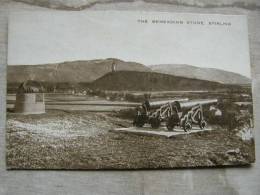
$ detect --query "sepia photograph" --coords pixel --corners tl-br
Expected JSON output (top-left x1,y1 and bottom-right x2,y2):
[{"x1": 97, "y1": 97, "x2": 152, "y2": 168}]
[{"x1": 6, "y1": 11, "x2": 255, "y2": 169}]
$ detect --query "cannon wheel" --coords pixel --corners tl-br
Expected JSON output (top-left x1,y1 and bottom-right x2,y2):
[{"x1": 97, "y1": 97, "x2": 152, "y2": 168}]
[
  {"x1": 150, "y1": 117, "x2": 161, "y2": 129},
  {"x1": 166, "y1": 116, "x2": 176, "y2": 131},
  {"x1": 199, "y1": 120, "x2": 207, "y2": 130},
  {"x1": 183, "y1": 121, "x2": 192, "y2": 132},
  {"x1": 133, "y1": 115, "x2": 146, "y2": 127},
  {"x1": 166, "y1": 122, "x2": 174, "y2": 131}
]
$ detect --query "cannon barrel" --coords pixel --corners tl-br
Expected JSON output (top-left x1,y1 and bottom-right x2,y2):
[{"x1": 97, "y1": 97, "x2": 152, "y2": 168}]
[
  {"x1": 178, "y1": 99, "x2": 218, "y2": 109},
  {"x1": 145, "y1": 98, "x2": 189, "y2": 109}
]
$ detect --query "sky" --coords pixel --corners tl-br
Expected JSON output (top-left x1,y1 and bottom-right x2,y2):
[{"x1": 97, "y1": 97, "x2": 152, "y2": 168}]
[{"x1": 8, "y1": 11, "x2": 251, "y2": 77}]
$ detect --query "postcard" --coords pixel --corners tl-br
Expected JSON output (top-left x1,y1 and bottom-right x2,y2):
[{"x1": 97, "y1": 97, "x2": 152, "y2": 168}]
[{"x1": 6, "y1": 11, "x2": 255, "y2": 169}]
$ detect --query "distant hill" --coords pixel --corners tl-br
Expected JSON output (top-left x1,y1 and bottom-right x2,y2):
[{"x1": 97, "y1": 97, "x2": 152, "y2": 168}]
[
  {"x1": 8, "y1": 58, "x2": 151, "y2": 84},
  {"x1": 8, "y1": 59, "x2": 250, "y2": 93},
  {"x1": 90, "y1": 71, "x2": 234, "y2": 91},
  {"x1": 151, "y1": 64, "x2": 251, "y2": 85}
]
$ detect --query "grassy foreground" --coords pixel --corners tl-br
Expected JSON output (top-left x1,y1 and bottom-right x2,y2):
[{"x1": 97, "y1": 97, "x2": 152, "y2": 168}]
[{"x1": 6, "y1": 110, "x2": 255, "y2": 169}]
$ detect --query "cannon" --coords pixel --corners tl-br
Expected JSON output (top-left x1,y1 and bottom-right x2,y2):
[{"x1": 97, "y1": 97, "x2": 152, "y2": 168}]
[
  {"x1": 133, "y1": 98, "x2": 188, "y2": 129},
  {"x1": 133, "y1": 98, "x2": 217, "y2": 132}
]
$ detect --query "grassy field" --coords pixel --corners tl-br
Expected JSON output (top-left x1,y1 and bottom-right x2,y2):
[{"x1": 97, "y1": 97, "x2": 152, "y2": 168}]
[{"x1": 6, "y1": 110, "x2": 255, "y2": 169}]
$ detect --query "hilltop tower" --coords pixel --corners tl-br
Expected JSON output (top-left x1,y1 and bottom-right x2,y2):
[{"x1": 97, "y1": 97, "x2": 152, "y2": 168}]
[{"x1": 111, "y1": 60, "x2": 117, "y2": 72}]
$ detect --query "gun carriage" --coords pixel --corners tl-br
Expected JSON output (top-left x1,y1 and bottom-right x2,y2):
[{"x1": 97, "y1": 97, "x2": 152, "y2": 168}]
[{"x1": 133, "y1": 99, "x2": 217, "y2": 132}]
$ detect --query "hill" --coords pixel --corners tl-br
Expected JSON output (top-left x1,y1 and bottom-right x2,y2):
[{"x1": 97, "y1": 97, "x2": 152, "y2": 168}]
[
  {"x1": 151, "y1": 64, "x2": 251, "y2": 85},
  {"x1": 90, "y1": 71, "x2": 234, "y2": 91},
  {"x1": 7, "y1": 58, "x2": 151, "y2": 84}
]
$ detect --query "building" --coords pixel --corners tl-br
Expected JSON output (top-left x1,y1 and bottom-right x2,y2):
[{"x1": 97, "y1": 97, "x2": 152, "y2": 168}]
[{"x1": 14, "y1": 80, "x2": 45, "y2": 114}]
